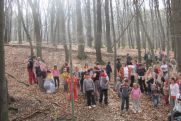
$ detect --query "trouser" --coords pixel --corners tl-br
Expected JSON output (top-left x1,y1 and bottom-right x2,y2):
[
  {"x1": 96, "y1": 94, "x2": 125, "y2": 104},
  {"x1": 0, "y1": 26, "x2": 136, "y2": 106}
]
[
  {"x1": 138, "y1": 78, "x2": 147, "y2": 93},
  {"x1": 133, "y1": 99, "x2": 140, "y2": 112},
  {"x1": 80, "y1": 78, "x2": 84, "y2": 93},
  {"x1": 94, "y1": 80, "x2": 100, "y2": 100},
  {"x1": 37, "y1": 76, "x2": 44, "y2": 90},
  {"x1": 64, "y1": 80, "x2": 68, "y2": 92},
  {"x1": 86, "y1": 90, "x2": 96, "y2": 106},
  {"x1": 99, "y1": 89, "x2": 108, "y2": 104},
  {"x1": 121, "y1": 96, "x2": 129, "y2": 111},
  {"x1": 107, "y1": 73, "x2": 111, "y2": 81},
  {"x1": 147, "y1": 79, "x2": 154, "y2": 95},
  {"x1": 168, "y1": 111, "x2": 181, "y2": 121},
  {"x1": 54, "y1": 76, "x2": 60, "y2": 88},
  {"x1": 152, "y1": 95, "x2": 159, "y2": 107},
  {"x1": 164, "y1": 95, "x2": 169, "y2": 105},
  {"x1": 130, "y1": 75, "x2": 135, "y2": 87},
  {"x1": 28, "y1": 68, "x2": 36, "y2": 84}
]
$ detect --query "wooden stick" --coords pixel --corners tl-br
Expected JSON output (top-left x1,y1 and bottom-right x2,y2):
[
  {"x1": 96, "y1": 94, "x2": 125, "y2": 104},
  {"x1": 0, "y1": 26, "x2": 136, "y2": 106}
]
[{"x1": 5, "y1": 72, "x2": 29, "y2": 87}]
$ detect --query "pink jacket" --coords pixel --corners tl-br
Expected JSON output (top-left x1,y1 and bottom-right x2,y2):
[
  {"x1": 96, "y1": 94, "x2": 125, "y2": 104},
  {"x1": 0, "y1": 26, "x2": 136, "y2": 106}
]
[
  {"x1": 131, "y1": 88, "x2": 141, "y2": 100},
  {"x1": 52, "y1": 69, "x2": 60, "y2": 77}
]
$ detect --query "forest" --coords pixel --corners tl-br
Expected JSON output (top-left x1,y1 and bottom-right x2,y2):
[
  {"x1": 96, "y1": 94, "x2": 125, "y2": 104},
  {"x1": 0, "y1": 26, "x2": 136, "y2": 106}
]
[{"x1": 0, "y1": 0, "x2": 181, "y2": 121}]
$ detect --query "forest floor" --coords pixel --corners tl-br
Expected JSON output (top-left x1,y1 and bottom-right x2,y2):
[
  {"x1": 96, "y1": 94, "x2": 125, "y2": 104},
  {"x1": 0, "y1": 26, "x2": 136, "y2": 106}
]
[{"x1": 6, "y1": 45, "x2": 171, "y2": 121}]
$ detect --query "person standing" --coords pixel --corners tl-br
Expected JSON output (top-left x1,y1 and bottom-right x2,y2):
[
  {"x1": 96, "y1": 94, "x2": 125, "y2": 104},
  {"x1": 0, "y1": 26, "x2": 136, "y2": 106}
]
[
  {"x1": 119, "y1": 79, "x2": 131, "y2": 112},
  {"x1": 170, "y1": 77, "x2": 180, "y2": 107},
  {"x1": 168, "y1": 93, "x2": 181, "y2": 121},
  {"x1": 52, "y1": 65, "x2": 60, "y2": 89},
  {"x1": 83, "y1": 72, "x2": 96, "y2": 109},
  {"x1": 67, "y1": 75, "x2": 78, "y2": 102},
  {"x1": 137, "y1": 64, "x2": 147, "y2": 93},
  {"x1": 126, "y1": 53, "x2": 132, "y2": 65},
  {"x1": 131, "y1": 83, "x2": 142, "y2": 113},
  {"x1": 27, "y1": 56, "x2": 36, "y2": 85},
  {"x1": 106, "y1": 62, "x2": 112, "y2": 81},
  {"x1": 116, "y1": 59, "x2": 121, "y2": 73},
  {"x1": 99, "y1": 70, "x2": 109, "y2": 105}
]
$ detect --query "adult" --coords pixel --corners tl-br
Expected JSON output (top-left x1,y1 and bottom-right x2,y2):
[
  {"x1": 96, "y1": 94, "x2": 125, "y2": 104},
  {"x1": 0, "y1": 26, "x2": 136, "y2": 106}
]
[
  {"x1": 92, "y1": 67, "x2": 101, "y2": 100},
  {"x1": 116, "y1": 58, "x2": 121, "y2": 73},
  {"x1": 137, "y1": 63, "x2": 147, "y2": 93},
  {"x1": 145, "y1": 67, "x2": 154, "y2": 95},
  {"x1": 120, "y1": 63, "x2": 132, "y2": 82},
  {"x1": 106, "y1": 62, "x2": 112, "y2": 81},
  {"x1": 168, "y1": 93, "x2": 181, "y2": 121},
  {"x1": 126, "y1": 53, "x2": 132, "y2": 65},
  {"x1": 27, "y1": 56, "x2": 36, "y2": 85},
  {"x1": 160, "y1": 61, "x2": 168, "y2": 84},
  {"x1": 34, "y1": 57, "x2": 46, "y2": 90}
]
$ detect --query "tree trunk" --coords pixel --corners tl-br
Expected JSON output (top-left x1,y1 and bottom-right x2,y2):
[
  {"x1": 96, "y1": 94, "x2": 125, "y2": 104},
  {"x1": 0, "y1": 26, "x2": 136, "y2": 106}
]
[
  {"x1": 110, "y1": 0, "x2": 117, "y2": 84},
  {"x1": 86, "y1": 0, "x2": 93, "y2": 47},
  {"x1": 59, "y1": 0, "x2": 69, "y2": 62},
  {"x1": 0, "y1": 0, "x2": 8, "y2": 120},
  {"x1": 28, "y1": 0, "x2": 42, "y2": 58},
  {"x1": 105, "y1": 0, "x2": 113, "y2": 53},
  {"x1": 76, "y1": 0, "x2": 86, "y2": 59},
  {"x1": 93, "y1": 0, "x2": 97, "y2": 48},
  {"x1": 95, "y1": 0, "x2": 103, "y2": 63},
  {"x1": 171, "y1": 0, "x2": 181, "y2": 72},
  {"x1": 17, "y1": 0, "x2": 34, "y2": 57},
  {"x1": 18, "y1": 2, "x2": 22, "y2": 44},
  {"x1": 134, "y1": 0, "x2": 142, "y2": 63}
]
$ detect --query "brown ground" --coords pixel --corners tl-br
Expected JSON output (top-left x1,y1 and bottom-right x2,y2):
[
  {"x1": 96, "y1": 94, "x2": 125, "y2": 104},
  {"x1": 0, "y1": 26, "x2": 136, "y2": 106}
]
[{"x1": 6, "y1": 45, "x2": 171, "y2": 121}]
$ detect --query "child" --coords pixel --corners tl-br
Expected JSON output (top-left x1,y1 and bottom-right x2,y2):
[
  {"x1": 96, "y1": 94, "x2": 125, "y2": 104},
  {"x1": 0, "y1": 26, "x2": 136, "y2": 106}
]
[
  {"x1": 67, "y1": 74, "x2": 78, "y2": 102},
  {"x1": 52, "y1": 65, "x2": 60, "y2": 88},
  {"x1": 163, "y1": 80, "x2": 169, "y2": 105},
  {"x1": 131, "y1": 83, "x2": 141, "y2": 113},
  {"x1": 60, "y1": 69, "x2": 69, "y2": 92},
  {"x1": 44, "y1": 70, "x2": 56, "y2": 94},
  {"x1": 119, "y1": 78, "x2": 131, "y2": 112},
  {"x1": 99, "y1": 70, "x2": 109, "y2": 105},
  {"x1": 151, "y1": 83, "x2": 161, "y2": 108},
  {"x1": 83, "y1": 72, "x2": 96, "y2": 109}
]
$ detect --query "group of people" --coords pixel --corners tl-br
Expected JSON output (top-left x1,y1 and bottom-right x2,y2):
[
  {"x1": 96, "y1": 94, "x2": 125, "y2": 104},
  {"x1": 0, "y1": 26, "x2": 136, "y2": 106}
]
[
  {"x1": 27, "y1": 52, "x2": 181, "y2": 120},
  {"x1": 116, "y1": 53, "x2": 181, "y2": 120}
]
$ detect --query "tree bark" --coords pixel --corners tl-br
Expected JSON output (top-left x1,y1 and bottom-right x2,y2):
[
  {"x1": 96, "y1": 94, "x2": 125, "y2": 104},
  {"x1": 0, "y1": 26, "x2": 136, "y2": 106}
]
[
  {"x1": 76, "y1": 0, "x2": 86, "y2": 59},
  {"x1": 171, "y1": 0, "x2": 181, "y2": 71},
  {"x1": 28, "y1": 0, "x2": 42, "y2": 58},
  {"x1": 105, "y1": 0, "x2": 113, "y2": 53},
  {"x1": 17, "y1": 0, "x2": 34, "y2": 57},
  {"x1": 0, "y1": 0, "x2": 9, "y2": 120},
  {"x1": 86, "y1": 0, "x2": 93, "y2": 47},
  {"x1": 134, "y1": 0, "x2": 142, "y2": 63},
  {"x1": 18, "y1": 1, "x2": 22, "y2": 44},
  {"x1": 59, "y1": 0, "x2": 69, "y2": 62},
  {"x1": 95, "y1": 0, "x2": 103, "y2": 63}
]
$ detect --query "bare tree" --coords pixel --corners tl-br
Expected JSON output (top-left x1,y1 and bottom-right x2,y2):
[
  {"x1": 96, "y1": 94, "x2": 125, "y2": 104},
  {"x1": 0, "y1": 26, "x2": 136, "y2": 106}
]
[
  {"x1": 105, "y1": 0, "x2": 113, "y2": 53},
  {"x1": 0, "y1": 0, "x2": 8, "y2": 120},
  {"x1": 171, "y1": 0, "x2": 181, "y2": 71},
  {"x1": 95, "y1": 0, "x2": 103, "y2": 63},
  {"x1": 76, "y1": 0, "x2": 87, "y2": 59},
  {"x1": 28, "y1": 0, "x2": 42, "y2": 58},
  {"x1": 85, "y1": 0, "x2": 93, "y2": 47}
]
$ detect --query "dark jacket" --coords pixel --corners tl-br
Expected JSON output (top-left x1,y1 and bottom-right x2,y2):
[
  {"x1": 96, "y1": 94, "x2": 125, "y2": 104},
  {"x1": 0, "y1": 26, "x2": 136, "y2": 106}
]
[{"x1": 106, "y1": 64, "x2": 112, "y2": 74}]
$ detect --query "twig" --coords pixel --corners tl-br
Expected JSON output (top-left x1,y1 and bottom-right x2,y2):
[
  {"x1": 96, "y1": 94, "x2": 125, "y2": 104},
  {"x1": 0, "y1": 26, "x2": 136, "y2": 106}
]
[
  {"x1": 12, "y1": 107, "x2": 50, "y2": 121},
  {"x1": 5, "y1": 72, "x2": 29, "y2": 87}
]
